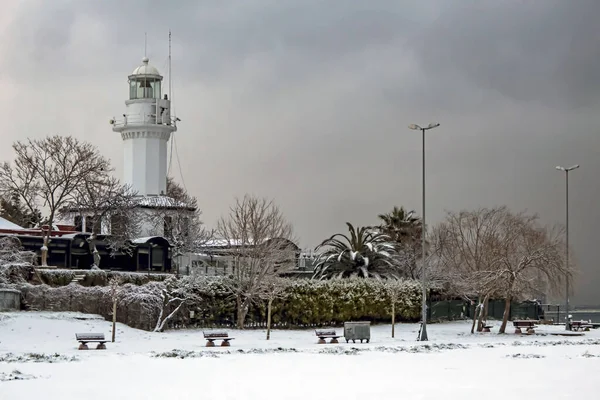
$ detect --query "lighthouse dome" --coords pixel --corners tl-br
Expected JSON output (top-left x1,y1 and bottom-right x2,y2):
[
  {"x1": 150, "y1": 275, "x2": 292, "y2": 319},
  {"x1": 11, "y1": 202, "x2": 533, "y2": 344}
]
[{"x1": 130, "y1": 57, "x2": 162, "y2": 78}]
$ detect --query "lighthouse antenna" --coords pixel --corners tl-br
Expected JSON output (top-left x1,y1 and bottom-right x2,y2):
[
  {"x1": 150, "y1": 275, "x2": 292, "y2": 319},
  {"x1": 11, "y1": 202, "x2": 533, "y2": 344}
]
[
  {"x1": 144, "y1": 32, "x2": 147, "y2": 57},
  {"x1": 168, "y1": 29, "x2": 172, "y2": 102}
]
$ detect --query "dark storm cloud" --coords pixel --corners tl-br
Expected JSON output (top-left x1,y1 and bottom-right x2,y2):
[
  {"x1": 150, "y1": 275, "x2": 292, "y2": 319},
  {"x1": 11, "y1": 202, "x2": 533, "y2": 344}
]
[
  {"x1": 1, "y1": 0, "x2": 599, "y2": 305},
  {"x1": 409, "y1": 0, "x2": 600, "y2": 110}
]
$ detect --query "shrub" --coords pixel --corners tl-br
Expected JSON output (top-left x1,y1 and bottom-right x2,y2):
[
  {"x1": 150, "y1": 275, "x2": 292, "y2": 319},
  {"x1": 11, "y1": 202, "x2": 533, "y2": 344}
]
[{"x1": 20, "y1": 276, "x2": 423, "y2": 330}]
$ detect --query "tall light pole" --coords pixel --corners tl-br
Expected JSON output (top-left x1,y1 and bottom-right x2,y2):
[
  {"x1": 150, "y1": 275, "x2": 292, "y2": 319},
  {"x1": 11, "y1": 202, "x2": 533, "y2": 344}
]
[
  {"x1": 555, "y1": 164, "x2": 579, "y2": 331},
  {"x1": 409, "y1": 122, "x2": 440, "y2": 341}
]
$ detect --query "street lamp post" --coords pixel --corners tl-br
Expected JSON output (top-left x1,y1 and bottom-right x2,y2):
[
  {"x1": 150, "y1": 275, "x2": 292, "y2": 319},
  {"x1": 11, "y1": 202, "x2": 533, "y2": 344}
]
[
  {"x1": 409, "y1": 122, "x2": 440, "y2": 341},
  {"x1": 555, "y1": 164, "x2": 579, "y2": 331}
]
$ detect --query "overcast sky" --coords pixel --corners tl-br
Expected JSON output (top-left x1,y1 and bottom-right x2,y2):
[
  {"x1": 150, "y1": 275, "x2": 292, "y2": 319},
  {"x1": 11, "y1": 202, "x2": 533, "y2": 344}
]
[{"x1": 1, "y1": 0, "x2": 599, "y2": 304}]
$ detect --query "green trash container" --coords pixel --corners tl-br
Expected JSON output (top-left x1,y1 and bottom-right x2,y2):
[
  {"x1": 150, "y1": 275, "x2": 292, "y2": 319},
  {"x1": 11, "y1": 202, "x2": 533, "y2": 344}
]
[{"x1": 344, "y1": 321, "x2": 371, "y2": 343}]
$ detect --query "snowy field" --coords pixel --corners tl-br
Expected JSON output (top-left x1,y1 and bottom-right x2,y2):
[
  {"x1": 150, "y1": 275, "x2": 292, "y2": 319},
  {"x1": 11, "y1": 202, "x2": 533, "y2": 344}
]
[{"x1": 1, "y1": 312, "x2": 599, "y2": 399}]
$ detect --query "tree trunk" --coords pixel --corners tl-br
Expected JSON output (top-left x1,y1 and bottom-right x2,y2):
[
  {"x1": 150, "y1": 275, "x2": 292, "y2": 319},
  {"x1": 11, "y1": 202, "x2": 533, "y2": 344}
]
[
  {"x1": 391, "y1": 302, "x2": 396, "y2": 338},
  {"x1": 482, "y1": 295, "x2": 490, "y2": 322},
  {"x1": 499, "y1": 296, "x2": 512, "y2": 334},
  {"x1": 266, "y1": 298, "x2": 273, "y2": 340},
  {"x1": 111, "y1": 298, "x2": 117, "y2": 342},
  {"x1": 477, "y1": 294, "x2": 490, "y2": 332},
  {"x1": 236, "y1": 296, "x2": 250, "y2": 329},
  {"x1": 471, "y1": 297, "x2": 481, "y2": 334}
]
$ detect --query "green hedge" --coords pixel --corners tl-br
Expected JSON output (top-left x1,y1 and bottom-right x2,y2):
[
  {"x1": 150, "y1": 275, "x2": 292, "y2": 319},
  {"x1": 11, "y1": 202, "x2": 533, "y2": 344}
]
[
  {"x1": 181, "y1": 278, "x2": 422, "y2": 328},
  {"x1": 20, "y1": 276, "x2": 423, "y2": 330}
]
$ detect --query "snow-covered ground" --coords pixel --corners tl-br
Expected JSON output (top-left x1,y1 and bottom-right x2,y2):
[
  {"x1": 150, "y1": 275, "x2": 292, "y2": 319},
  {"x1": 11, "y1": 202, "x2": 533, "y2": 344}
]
[{"x1": 1, "y1": 312, "x2": 599, "y2": 399}]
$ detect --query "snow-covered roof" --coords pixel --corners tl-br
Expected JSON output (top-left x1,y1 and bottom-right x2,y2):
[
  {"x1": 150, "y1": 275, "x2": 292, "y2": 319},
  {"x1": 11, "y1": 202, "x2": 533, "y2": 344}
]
[
  {"x1": 131, "y1": 236, "x2": 162, "y2": 244},
  {"x1": 0, "y1": 216, "x2": 24, "y2": 230},
  {"x1": 135, "y1": 195, "x2": 195, "y2": 210}
]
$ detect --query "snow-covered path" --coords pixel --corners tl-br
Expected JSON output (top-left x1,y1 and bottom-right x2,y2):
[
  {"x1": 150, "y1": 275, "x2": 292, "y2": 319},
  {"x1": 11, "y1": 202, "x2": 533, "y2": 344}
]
[{"x1": 1, "y1": 312, "x2": 598, "y2": 399}]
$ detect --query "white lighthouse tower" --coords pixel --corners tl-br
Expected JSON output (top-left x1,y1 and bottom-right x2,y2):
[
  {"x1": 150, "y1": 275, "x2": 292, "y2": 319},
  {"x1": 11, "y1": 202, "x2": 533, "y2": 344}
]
[{"x1": 112, "y1": 57, "x2": 176, "y2": 196}]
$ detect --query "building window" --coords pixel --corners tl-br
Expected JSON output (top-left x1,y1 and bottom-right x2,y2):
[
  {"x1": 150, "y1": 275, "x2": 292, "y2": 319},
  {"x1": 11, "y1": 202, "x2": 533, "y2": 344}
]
[
  {"x1": 74, "y1": 216, "x2": 83, "y2": 231},
  {"x1": 85, "y1": 216, "x2": 100, "y2": 234}
]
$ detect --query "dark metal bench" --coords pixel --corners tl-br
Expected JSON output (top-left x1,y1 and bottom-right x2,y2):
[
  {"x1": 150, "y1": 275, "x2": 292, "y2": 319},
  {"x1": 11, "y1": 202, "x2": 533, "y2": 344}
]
[
  {"x1": 203, "y1": 331, "x2": 234, "y2": 347},
  {"x1": 513, "y1": 320, "x2": 539, "y2": 334},
  {"x1": 482, "y1": 325, "x2": 493, "y2": 333},
  {"x1": 315, "y1": 329, "x2": 341, "y2": 344},
  {"x1": 570, "y1": 321, "x2": 593, "y2": 332},
  {"x1": 75, "y1": 333, "x2": 107, "y2": 350}
]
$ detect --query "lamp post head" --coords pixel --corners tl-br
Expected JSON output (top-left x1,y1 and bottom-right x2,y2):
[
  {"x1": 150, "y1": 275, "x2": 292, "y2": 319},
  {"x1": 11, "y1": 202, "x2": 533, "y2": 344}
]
[
  {"x1": 409, "y1": 123, "x2": 440, "y2": 131},
  {"x1": 556, "y1": 165, "x2": 580, "y2": 172}
]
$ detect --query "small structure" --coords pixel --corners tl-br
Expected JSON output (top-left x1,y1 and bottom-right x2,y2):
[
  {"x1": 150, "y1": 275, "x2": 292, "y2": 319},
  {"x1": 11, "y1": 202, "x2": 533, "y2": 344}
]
[
  {"x1": 0, "y1": 288, "x2": 20, "y2": 311},
  {"x1": 75, "y1": 333, "x2": 107, "y2": 350},
  {"x1": 513, "y1": 320, "x2": 539, "y2": 334},
  {"x1": 203, "y1": 331, "x2": 234, "y2": 347},
  {"x1": 570, "y1": 320, "x2": 593, "y2": 332},
  {"x1": 344, "y1": 321, "x2": 371, "y2": 343},
  {"x1": 315, "y1": 329, "x2": 341, "y2": 344}
]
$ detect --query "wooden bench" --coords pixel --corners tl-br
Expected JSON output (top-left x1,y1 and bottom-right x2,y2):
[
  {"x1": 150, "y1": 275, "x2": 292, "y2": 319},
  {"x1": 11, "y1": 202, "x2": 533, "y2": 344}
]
[
  {"x1": 75, "y1": 333, "x2": 107, "y2": 350},
  {"x1": 203, "y1": 331, "x2": 234, "y2": 347},
  {"x1": 570, "y1": 321, "x2": 593, "y2": 332},
  {"x1": 513, "y1": 320, "x2": 539, "y2": 334},
  {"x1": 482, "y1": 325, "x2": 493, "y2": 333},
  {"x1": 315, "y1": 329, "x2": 341, "y2": 344}
]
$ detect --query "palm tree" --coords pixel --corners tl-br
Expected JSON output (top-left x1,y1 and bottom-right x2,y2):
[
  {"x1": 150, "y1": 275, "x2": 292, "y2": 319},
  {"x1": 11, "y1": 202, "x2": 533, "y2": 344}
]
[
  {"x1": 377, "y1": 206, "x2": 421, "y2": 243},
  {"x1": 312, "y1": 222, "x2": 397, "y2": 279},
  {"x1": 377, "y1": 206, "x2": 423, "y2": 279}
]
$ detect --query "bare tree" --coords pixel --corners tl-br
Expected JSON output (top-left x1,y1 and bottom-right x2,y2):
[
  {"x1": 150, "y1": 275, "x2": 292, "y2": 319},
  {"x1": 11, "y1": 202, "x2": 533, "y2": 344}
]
[
  {"x1": 217, "y1": 195, "x2": 296, "y2": 329},
  {"x1": 430, "y1": 207, "x2": 506, "y2": 333},
  {"x1": 258, "y1": 276, "x2": 291, "y2": 340},
  {"x1": 491, "y1": 211, "x2": 569, "y2": 333},
  {"x1": 0, "y1": 136, "x2": 110, "y2": 264},
  {"x1": 431, "y1": 207, "x2": 572, "y2": 334},
  {"x1": 60, "y1": 175, "x2": 141, "y2": 267}
]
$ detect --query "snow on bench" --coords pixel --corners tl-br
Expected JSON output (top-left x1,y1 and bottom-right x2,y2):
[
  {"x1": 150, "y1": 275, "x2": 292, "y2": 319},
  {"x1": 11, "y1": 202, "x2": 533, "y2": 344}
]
[{"x1": 75, "y1": 333, "x2": 107, "y2": 350}]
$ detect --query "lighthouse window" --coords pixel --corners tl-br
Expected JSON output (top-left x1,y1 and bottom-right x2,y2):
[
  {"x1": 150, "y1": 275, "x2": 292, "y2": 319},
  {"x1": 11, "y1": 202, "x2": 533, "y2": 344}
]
[
  {"x1": 129, "y1": 80, "x2": 136, "y2": 99},
  {"x1": 130, "y1": 78, "x2": 162, "y2": 100}
]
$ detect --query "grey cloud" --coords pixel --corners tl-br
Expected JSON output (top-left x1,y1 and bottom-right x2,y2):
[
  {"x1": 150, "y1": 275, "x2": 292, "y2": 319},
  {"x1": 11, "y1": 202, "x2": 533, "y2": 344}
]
[
  {"x1": 1, "y1": 1, "x2": 599, "y2": 305},
  {"x1": 409, "y1": 0, "x2": 600, "y2": 109}
]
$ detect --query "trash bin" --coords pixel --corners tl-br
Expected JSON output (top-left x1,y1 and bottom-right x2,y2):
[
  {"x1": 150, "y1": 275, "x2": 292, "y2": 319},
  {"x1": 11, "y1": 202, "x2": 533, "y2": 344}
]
[{"x1": 344, "y1": 321, "x2": 371, "y2": 343}]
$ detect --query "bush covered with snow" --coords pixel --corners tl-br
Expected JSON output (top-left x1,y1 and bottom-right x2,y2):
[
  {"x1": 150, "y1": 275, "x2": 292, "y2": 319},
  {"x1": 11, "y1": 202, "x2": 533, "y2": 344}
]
[
  {"x1": 36, "y1": 269, "x2": 171, "y2": 287},
  {"x1": 20, "y1": 276, "x2": 422, "y2": 330},
  {"x1": 0, "y1": 236, "x2": 36, "y2": 288}
]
